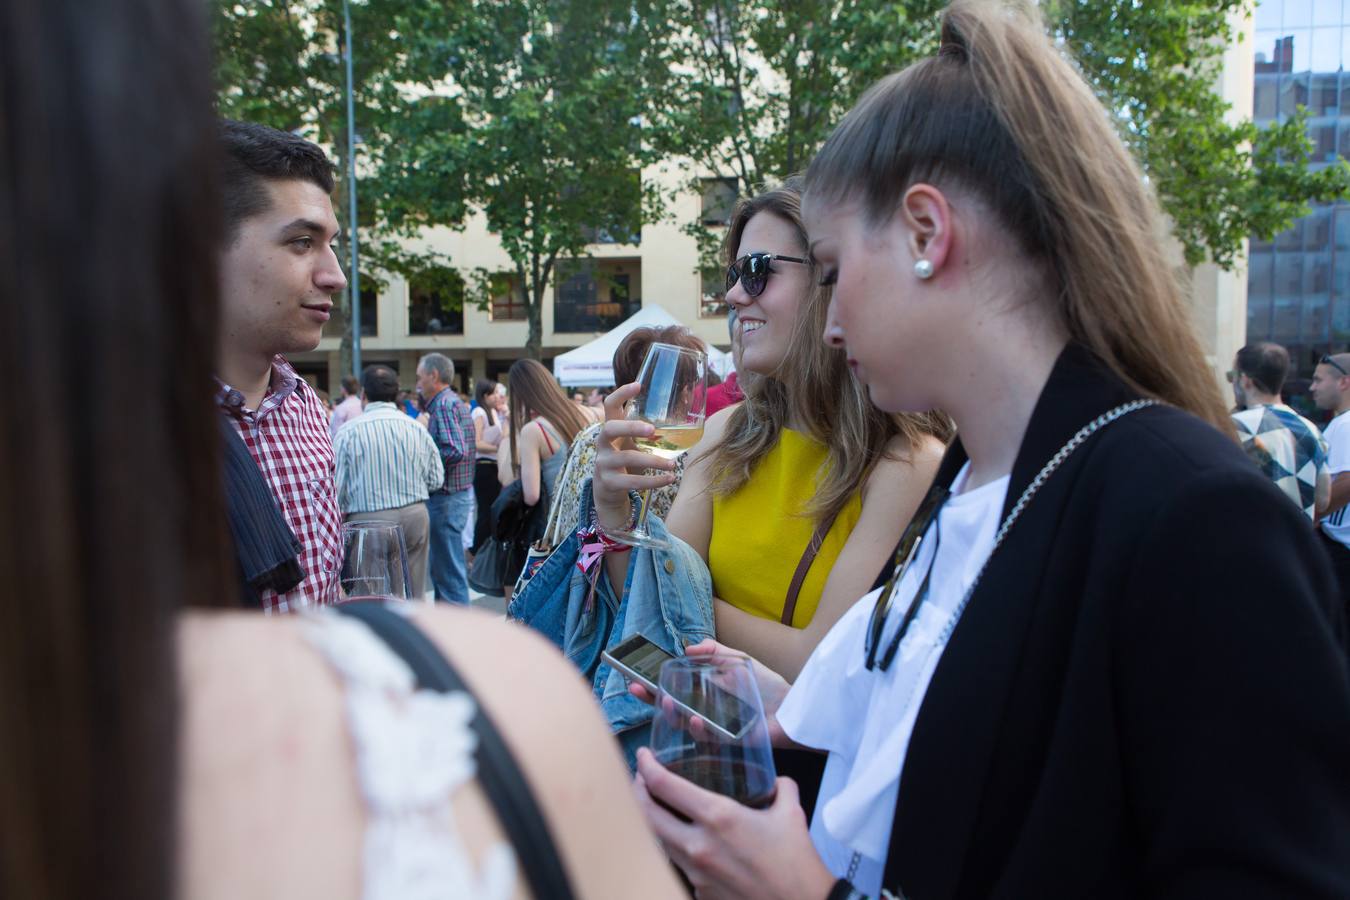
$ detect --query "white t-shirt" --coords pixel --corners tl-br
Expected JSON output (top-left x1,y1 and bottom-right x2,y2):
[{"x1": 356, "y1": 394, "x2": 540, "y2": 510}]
[
  {"x1": 471, "y1": 405, "x2": 504, "y2": 460},
  {"x1": 1322, "y1": 411, "x2": 1350, "y2": 547},
  {"x1": 777, "y1": 464, "x2": 1010, "y2": 897}
]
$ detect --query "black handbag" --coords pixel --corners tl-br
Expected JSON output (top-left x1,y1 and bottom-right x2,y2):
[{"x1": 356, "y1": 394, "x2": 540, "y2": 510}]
[
  {"x1": 464, "y1": 479, "x2": 549, "y2": 597},
  {"x1": 468, "y1": 535, "x2": 511, "y2": 597}
]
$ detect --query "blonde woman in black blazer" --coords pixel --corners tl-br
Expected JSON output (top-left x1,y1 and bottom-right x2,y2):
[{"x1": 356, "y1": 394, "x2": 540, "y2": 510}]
[{"x1": 628, "y1": 3, "x2": 1350, "y2": 898}]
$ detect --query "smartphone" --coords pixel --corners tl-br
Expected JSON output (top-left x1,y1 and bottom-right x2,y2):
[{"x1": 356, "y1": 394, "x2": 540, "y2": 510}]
[{"x1": 601, "y1": 633, "x2": 759, "y2": 741}]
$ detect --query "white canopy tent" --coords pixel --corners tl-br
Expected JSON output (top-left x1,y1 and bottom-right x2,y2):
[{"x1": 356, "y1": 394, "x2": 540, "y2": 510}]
[{"x1": 552, "y1": 304, "x2": 733, "y2": 386}]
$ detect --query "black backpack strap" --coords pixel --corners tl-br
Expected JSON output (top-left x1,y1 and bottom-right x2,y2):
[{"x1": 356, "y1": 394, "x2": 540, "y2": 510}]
[{"x1": 334, "y1": 601, "x2": 577, "y2": 900}]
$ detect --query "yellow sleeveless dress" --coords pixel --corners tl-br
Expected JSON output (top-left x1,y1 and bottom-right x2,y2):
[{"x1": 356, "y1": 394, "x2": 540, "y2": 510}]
[{"x1": 707, "y1": 429, "x2": 863, "y2": 628}]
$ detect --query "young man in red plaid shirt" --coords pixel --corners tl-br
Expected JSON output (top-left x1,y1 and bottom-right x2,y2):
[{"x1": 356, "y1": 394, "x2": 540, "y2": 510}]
[{"x1": 215, "y1": 120, "x2": 347, "y2": 613}]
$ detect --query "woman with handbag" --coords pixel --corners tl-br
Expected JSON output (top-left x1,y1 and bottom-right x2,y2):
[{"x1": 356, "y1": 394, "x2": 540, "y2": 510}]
[
  {"x1": 493, "y1": 359, "x2": 599, "y2": 600},
  {"x1": 593, "y1": 179, "x2": 951, "y2": 680}
]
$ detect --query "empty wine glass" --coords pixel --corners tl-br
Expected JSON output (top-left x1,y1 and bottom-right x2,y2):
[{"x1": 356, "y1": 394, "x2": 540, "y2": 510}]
[
  {"x1": 647, "y1": 655, "x2": 778, "y2": 813},
  {"x1": 338, "y1": 520, "x2": 414, "y2": 602},
  {"x1": 605, "y1": 342, "x2": 707, "y2": 549}
]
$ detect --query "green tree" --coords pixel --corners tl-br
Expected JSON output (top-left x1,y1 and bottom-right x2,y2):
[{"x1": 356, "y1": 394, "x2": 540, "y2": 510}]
[
  {"x1": 429, "y1": 0, "x2": 677, "y2": 357},
  {"x1": 213, "y1": 0, "x2": 473, "y2": 376},
  {"x1": 1046, "y1": 0, "x2": 1350, "y2": 268},
  {"x1": 213, "y1": 0, "x2": 677, "y2": 362},
  {"x1": 661, "y1": 0, "x2": 1350, "y2": 281}
]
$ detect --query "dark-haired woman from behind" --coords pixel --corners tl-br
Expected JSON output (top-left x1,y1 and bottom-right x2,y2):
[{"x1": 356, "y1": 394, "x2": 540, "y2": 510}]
[
  {"x1": 496, "y1": 358, "x2": 600, "y2": 599},
  {"x1": 0, "y1": 1, "x2": 683, "y2": 897},
  {"x1": 630, "y1": 2, "x2": 1350, "y2": 898}
]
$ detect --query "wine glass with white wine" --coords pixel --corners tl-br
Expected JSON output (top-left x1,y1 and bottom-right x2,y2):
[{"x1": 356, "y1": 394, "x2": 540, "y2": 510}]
[{"x1": 604, "y1": 342, "x2": 708, "y2": 549}]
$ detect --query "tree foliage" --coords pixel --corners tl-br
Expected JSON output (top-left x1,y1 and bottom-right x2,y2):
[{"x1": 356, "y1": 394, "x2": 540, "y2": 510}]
[
  {"x1": 1046, "y1": 0, "x2": 1350, "y2": 268},
  {"x1": 662, "y1": 0, "x2": 1350, "y2": 275},
  {"x1": 212, "y1": 0, "x2": 676, "y2": 360},
  {"x1": 213, "y1": 0, "x2": 1350, "y2": 361},
  {"x1": 428, "y1": 0, "x2": 677, "y2": 356},
  {"x1": 212, "y1": 0, "x2": 465, "y2": 373}
]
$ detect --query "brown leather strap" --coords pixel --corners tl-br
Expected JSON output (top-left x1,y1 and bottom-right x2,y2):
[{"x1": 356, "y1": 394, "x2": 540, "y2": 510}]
[{"x1": 781, "y1": 512, "x2": 839, "y2": 626}]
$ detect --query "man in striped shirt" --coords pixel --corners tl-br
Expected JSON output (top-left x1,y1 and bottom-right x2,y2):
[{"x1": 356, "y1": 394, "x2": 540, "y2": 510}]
[
  {"x1": 215, "y1": 120, "x2": 346, "y2": 613},
  {"x1": 334, "y1": 365, "x2": 444, "y2": 598}
]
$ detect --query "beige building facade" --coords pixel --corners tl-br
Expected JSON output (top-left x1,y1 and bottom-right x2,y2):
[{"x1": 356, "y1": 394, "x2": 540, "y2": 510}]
[
  {"x1": 1192, "y1": 4, "x2": 1255, "y2": 385},
  {"x1": 289, "y1": 163, "x2": 734, "y2": 395}
]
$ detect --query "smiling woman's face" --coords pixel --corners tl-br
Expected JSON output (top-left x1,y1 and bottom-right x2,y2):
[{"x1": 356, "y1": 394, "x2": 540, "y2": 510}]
[{"x1": 725, "y1": 212, "x2": 809, "y2": 377}]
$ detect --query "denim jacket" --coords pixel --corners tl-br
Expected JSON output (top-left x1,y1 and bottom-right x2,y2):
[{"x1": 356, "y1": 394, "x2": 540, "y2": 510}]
[{"x1": 508, "y1": 482, "x2": 715, "y2": 764}]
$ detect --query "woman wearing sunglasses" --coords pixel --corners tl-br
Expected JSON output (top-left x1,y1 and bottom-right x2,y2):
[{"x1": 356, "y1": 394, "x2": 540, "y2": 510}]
[
  {"x1": 593, "y1": 178, "x2": 950, "y2": 681},
  {"x1": 629, "y1": 3, "x2": 1350, "y2": 898}
]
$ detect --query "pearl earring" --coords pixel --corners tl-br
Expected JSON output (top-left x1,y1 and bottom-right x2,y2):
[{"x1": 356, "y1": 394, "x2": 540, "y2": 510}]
[{"x1": 914, "y1": 259, "x2": 934, "y2": 280}]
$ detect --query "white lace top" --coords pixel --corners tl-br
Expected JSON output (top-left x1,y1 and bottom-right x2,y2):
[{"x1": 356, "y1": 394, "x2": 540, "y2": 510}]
[{"x1": 300, "y1": 607, "x2": 517, "y2": 900}]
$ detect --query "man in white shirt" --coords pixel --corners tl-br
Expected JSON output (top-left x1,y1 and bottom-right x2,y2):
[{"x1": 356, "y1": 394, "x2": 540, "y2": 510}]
[
  {"x1": 333, "y1": 364, "x2": 444, "y2": 598},
  {"x1": 1310, "y1": 351, "x2": 1350, "y2": 627}
]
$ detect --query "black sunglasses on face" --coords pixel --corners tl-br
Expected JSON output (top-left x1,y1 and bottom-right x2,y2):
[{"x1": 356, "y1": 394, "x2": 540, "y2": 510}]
[
  {"x1": 1322, "y1": 354, "x2": 1349, "y2": 376},
  {"x1": 725, "y1": 252, "x2": 809, "y2": 298}
]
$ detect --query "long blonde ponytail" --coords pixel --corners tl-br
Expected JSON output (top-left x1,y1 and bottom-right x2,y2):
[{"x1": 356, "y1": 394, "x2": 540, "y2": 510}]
[{"x1": 805, "y1": 0, "x2": 1232, "y2": 434}]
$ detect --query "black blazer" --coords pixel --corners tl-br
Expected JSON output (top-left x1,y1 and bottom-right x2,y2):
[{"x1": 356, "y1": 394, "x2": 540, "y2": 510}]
[{"x1": 881, "y1": 346, "x2": 1350, "y2": 899}]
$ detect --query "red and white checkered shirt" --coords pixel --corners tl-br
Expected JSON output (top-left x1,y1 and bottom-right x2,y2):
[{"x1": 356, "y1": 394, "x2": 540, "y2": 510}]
[{"x1": 217, "y1": 356, "x2": 342, "y2": 614}]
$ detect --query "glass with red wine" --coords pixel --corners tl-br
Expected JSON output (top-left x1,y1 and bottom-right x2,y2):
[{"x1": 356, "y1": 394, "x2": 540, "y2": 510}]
[
  {"x1": 338, "y1": 520, "x2": 414, "y2": 603},
  {"x1": 648, "y1": 655, "x2": 778, "y2": 813}
]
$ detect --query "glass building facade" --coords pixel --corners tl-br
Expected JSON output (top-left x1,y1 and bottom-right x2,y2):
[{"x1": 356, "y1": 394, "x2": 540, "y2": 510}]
[{"x1": 1249, "y1": 0, "x2": 1350, "y2": 384}]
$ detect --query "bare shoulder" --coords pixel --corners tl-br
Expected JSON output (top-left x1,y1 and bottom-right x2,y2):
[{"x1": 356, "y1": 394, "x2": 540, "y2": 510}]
[
  {"x1": 518, "y1": 419, "x2": 543, "y2": 448},
  {"x1": 885, "y1": 431, "x2": 946, "y2": 466},
  {"x1": 180, "y1": 608, "x2": 680, "y2": 899},
  {"x1": 178, "y1": 612, "x2": 361, "y2": 900},
  {"x1": 413, "y1": 606, "x2": 684, "y2": 899},
  {"x1": 704, "y1": 403, "x2": 739, "y2": 442},
  {"x1": 412, "y1": 605, "x2": 608, "y2": 753},
  {"x1": 685, "y1": 403, "x2": 738, "y2": 470},
  {"x1": 413, "y1": 606, "x2": 635, "y2": 781},
  {"x1": 864, "y1": 433, "x2": 945, "y2": 504}
]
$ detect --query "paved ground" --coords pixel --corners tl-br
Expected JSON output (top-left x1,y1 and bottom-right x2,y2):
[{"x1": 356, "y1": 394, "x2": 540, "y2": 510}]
[
  {"x1": 468, "y1": 589, "x2": 508, "y2": 615},
  {"x1": 414, "y1": 588, "x2": 507, "y2": 614}
]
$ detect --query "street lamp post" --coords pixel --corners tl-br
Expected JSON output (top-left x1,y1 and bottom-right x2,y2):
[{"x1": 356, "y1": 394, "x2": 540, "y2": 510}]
[{"x1": 343, "y1": 0, "x2": 362, "y2": 377}]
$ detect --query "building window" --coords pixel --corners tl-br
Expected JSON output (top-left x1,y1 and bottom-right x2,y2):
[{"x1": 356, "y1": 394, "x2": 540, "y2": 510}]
[
  {"x1": 554, "y1": 260, "x2": 639, "y2": 332},
  {"x1": 357, "y1": 287, "x2": 377, "y2": 335},
  {"x1": 700, "y1": 267, "x2": 727, "y2": 318},
  {"x1": 408, "y1": 268, "x2": 465, "y2": 335},
  {"x1": 700, "y1": 177, "x2": 738, "y2": 226},
  {"x1": 322, "y1": 287, "x2": 378, "y2": 338},
  {"x1": 489, "y1": 274, "x2": 528, "y2": 321}
]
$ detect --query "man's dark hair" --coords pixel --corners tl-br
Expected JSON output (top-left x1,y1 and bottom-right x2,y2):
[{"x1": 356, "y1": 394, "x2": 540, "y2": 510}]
[
  {"x1": 340, "y1": 374, "x2": 360, "y2": 398},
  {"x1": 1235, "y1": 342, "x2": 1290, "y2": 396},
  {"x1": 219, "y1": 120, "x2": 336, "y2": 243},
  {"x1": 361, "y1": 365, "x2": 399, "y2": 403}
]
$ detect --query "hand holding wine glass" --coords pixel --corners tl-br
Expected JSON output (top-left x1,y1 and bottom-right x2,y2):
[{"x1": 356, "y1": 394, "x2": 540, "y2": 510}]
[
  {"x1": 647, "y1": 654, "x2": 778, "y2": 810},
  {"x1": 601, "y1": 342, "x2": 708, "y2": 549},
  {"x1": 592, "y1": 384, "x2": 677, "y2": 531}
]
